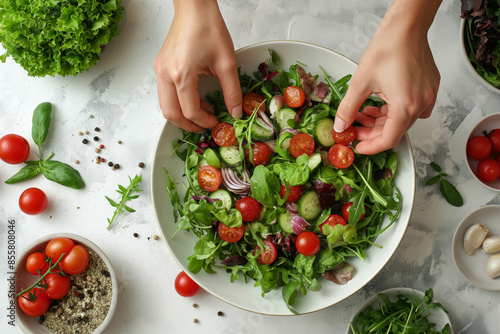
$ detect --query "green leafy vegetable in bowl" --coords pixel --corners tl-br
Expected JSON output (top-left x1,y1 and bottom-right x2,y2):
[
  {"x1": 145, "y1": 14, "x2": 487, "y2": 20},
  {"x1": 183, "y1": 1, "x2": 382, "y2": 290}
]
[
  {"x1": 461, "y1": 0, "x2": 500, "y2": 88},
  {"x1": 0, "y1": 0, "x2": 124, "y2": 77}
]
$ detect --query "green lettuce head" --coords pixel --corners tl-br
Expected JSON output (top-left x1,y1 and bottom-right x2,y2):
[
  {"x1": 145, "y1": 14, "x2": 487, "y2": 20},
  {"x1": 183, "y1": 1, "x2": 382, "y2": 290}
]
[{"x1": 0, "y1": 0, "x2": 124, "y2": 77}]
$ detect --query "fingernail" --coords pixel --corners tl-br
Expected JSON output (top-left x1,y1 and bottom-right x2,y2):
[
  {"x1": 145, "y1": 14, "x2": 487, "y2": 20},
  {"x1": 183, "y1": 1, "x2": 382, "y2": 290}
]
[
  {"x1": 232, "y1": 105, "x2": 242, "y2": 119},
  {"x1": 334, "y1": 117, "x2": 346, "y2": 133}
]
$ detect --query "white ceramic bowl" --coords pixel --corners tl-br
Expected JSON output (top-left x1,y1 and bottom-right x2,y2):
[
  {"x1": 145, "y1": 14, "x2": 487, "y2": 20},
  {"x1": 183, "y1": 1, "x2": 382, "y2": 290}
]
[
  {"x1": 15, "y1": 233, "x2": 118, "y2": 334},
  {"x1": 465, "y1": 113, "x2": 500, "y2": 191},
  {"x1": 151, "y1": 40, "x2": 416, "y2": 315},
  {"x1": 452, "y1": 205, "x2": 500, "y2": 290},
  {"x1": 347, "y1": 288, "x2": 452, "y2": 334},
  {"x1": 460, "y1": 19, "x2": 500, "y2": 94}
]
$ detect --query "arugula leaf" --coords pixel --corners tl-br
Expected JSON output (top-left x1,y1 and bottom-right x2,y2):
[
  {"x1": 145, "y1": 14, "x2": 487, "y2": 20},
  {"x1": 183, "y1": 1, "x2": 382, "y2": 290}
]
[{"x1": 105, "y1": 175, "x2": 142, "y2": 229}]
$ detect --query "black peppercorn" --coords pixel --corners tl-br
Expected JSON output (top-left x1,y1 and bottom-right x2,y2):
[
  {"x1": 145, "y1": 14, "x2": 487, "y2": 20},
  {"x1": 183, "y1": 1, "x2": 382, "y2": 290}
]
[
  {"x1": 114, "y1": 164, "x2": 120, "y2": 169},
  {"x1": 133, "y1": 233, "x2": 139, "y2": 238},
  {"x1": 93, "y1": 136, "x2": 99, "y2": 141},
  {"x1": 108, "y1": 162, "x2": 114, "y2": 167},
  {"x1": 217, "y1": 311, "x2": 224, "y2": 316},
  {"x1": 94, "y1": 127, "x2": 100, "y2": 132},
  {"x1": 82, "y1": 138, "x2": 88, "y2": 144},
  {"x1": 139, "y1": 162, "x2": 145, "y2": 168}
]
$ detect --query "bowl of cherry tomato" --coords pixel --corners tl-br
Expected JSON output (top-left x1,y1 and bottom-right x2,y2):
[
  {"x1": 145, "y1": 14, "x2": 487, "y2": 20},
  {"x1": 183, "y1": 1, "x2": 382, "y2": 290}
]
[
  {"x1": 465, "y1": 113, "x2": 500, "y2": 191},
  {"x1": 15, "y1": 233, "x2": 117, "y2": 334}
]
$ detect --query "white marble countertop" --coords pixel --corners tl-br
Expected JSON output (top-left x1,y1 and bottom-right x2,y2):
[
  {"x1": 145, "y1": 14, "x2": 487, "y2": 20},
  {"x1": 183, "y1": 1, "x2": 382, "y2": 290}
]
[{"x1": 1, "y1": 0, "x2": 499, "y2": 333}]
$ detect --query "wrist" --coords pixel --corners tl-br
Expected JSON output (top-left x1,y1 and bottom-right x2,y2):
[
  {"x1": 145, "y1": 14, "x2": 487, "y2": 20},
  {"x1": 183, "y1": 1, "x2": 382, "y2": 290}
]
[{"x1": 382, "y1": 0, "x2": 442, "y2": 33}]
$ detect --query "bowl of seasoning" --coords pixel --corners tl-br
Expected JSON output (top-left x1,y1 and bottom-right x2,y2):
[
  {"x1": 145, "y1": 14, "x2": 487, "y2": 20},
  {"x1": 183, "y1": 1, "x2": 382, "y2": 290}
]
[{"x1": 15, "y1": 233, "x2": 117, "y2": 334}]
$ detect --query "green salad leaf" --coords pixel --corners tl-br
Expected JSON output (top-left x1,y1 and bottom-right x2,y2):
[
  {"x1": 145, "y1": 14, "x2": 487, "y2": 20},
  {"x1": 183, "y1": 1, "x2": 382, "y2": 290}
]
[{"x1": 0, "y1": 0, "x2": 125, "y2": 76}]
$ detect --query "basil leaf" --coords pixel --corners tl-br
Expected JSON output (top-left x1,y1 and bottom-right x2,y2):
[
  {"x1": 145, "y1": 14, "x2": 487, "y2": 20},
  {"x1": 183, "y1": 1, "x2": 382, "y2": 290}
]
[
  {"x1": 250, "y1": 165, "x2": 280, "y2": 208},
  {"x1": 440, "y1": 179, "x2": 463, "y2": 207},
  {"x1": 41, "y1": 160, "x2": 85, "y2": 189},
  {"x1": 425, "y1": 175, "x2": 441, "y2": 186},
  {"x1": 32, "y1": 102, "x2": 52, "y2": 147},
  {"x1": 5, "y1": 164, "x2": 42, "y2": 184},
  {"x1": 430, "y1": 161, "x2": 442, "y2": 173}
]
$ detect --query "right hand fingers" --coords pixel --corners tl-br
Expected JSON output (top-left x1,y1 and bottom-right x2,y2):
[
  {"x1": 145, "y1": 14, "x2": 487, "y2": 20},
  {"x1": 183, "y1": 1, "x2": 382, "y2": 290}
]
[
  {"x1": 216, "y1": 55, "x2": 242, "y2": 119},
  {"x1": 335, "y1": 77, "x2": 372, "y2": 133}
]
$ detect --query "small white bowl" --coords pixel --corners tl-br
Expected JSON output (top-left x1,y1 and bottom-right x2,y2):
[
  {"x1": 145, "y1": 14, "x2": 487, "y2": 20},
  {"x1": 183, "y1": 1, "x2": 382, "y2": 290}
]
[
  {"x1": 465, "y1": 113, "x2": 500, "y2": 191},
  {"x1": 15, "y1": 233, "x2": 118, "y2": 334},
  {"x1": 460, "y1": 19, "x2": 500, "y2": 94},
  {"x1": 452, "y1": 205, "x2": 500, "y2": 290},
  {"x1": 346, "y1": 288, "x2": 452, "y2": 334}
]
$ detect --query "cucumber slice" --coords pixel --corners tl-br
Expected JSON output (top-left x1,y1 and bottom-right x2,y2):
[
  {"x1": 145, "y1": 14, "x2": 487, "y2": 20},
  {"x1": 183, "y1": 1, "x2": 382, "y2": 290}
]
[
  {"x1": 297, "y1": 190, "x2": 322, "y2": 221},
  {"x1": 277, "y1": 108, "x2": 297, "y2": 131},
  {"x1": 219, "y1": 144, "x2": 242, "y2": 165},
  {"x1": 307, "y1": 153, "x2": 322, "y2": 172},
  {"x1": 278, "y1": 211, "x2": 295, "y2": 234},
  {"x1": 203, "y1": 148, "x2": 221, "y2": 168},
  {"x1": 209, "y1": 189, "x2": 233, "y2": 211},
  {"x1": 313, "y1": 118, "x2": 335, "y2": 147},
  {"x1": 250, "y1": 123, "x2": 274, "y2": 141}
]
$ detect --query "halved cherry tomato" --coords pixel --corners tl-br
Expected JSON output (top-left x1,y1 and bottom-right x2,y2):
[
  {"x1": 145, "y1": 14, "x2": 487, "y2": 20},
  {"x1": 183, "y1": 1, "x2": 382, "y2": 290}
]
[
  {"x1": 280, "y1": 184, "x2": 303, "y2": 202},
  {"x1": 198, "y1": 165, "x2": 222, "y2": 192},
  {"x1": 43, "y1": 273, "x2": 71, "y2": 299},
  {"x1": 245, "y1": 142, "x2": 272, "y2": 166},
  {"x1": 18, "y1": 288, "x2": 50, "y2": 317},
  {"x1": 235, "y1": 197, "x2": 261, "y2": 222},
  {"x1": 243, "y1": 92, "x2": 266, "y2": 116},
  {"x1": 19, "y1": 187, "x2": 48, "y2": 215},
  {"x1": 174, "y1": 271, "x2": 200, "y2": 297},
  {"x1": 342, "y1": 202, "x2": 365, "y2": 222},
  {"x1": 60, "y1": 245, "x2": 89, "y2": 275},
  {"x1": 0, "y1": 134, "x2": 30, "y2": 164},
  {"x1": 295, "y1": 231, "x2": 320, "y2": 256},
  {"x1": 320, "y1": 214, "x2": 347, "y2": 233},
  {"x1": 284, "y1": 86, "x2": 306, "y2": 108},
  {"x1": 253, "y1": 240, "x2": 277, "y2": 265},
  {"x1": 212, "y1": 122, "x2": 236, "y2": 147},
  {"x1": 329, "y1": 144, "x2": 354, "y2": 169},
  {"x1": 45, "y1": 238, "x2": 74, "y2": 264},
  {"x1": 488, "y1": 129, "x2": 500, "y2": 154},
  {"x1": 218, "y1": 222, "x2": 245, "y2": 243},
  {"x1": 477, "y1": 158, "x2": 500, "y2": 182},
  {"x1": 26, "y1": 252, "x2": 49, "y2": 275},
  {"x1": 467, "y1": 136, "x2": 491, "y2": 160},
  {"x1": 332, "y1": 126, "x2": 356, "y2": 145},
  {"x1": 289, "y1": 133, "x2": 315, "y2": 158}
]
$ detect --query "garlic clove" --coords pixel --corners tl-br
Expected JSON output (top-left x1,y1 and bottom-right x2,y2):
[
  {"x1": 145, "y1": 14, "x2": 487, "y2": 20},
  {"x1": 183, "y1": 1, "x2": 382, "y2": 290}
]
[
  {"x1": 482, "y1": 236, "x2": 500, "y2": 254},
  {"x1": 463, "y1": 223, "x2": 489, "y2": 255},
  {"x1": 485, "y1": 254, "x2": 500, "y2": 279}
]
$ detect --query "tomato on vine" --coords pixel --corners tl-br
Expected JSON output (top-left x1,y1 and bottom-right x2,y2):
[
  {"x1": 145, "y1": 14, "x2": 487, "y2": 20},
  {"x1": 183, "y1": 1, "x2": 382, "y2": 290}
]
[
  {"x1": 26, "y1": 252, "x2": 49, "y2": 275},
  {"x1": 59, "y1": 245, "x2": 89, "y2": 275},
  {"x1": 43, "y1": 273, "x2": 71, "y2": 299},
  {"x1": 18, "y1": 288, "x2": 50, "y2": 317},
  {"x1": 45, "y1": 237, "x2": 74, "y2": 263}
]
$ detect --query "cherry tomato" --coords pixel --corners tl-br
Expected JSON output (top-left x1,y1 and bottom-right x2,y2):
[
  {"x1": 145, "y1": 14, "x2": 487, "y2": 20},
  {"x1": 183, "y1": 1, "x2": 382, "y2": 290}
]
[
  {"x1": 18, "y1": 288, "x2": 50, "y2": 317},
  {"x1": 295, "y1": 231, "x2": 321, "y2": 256},
  {"x1": 218, "y1": 222, "x2": 245, "y2": 243},
  {"x1": 26, "y1": 252, "x2": 49, "y2": 275},
  {"x1": 332, "y1": 126, "x2": 356, "y2": 145},
  {"x1": 45, "y1": 237, "x2": 75, "y2": 264},
  {"x1": 245, "y1": 142, "x2": 272, "y2": 166},
  {"x1": 477, "y1": 158, "x2": 500, "y2": 182},
  {"x1": 243, "y1": 92, "x2": 266, "y2": 116},
  {"x1": 279, "y1": 184, "x2": 303, "y2": 202},
  {"x1": 488, "y1": 129, "x2": 500, "y2": 154},
  {"x1": 43, "y1": 273, "x2": 71, "y2": 299},
  {"x1": 19, "y1": 187, "x2": 48, "y2": 215},
  {"x1": 235, "y1": 197, "x2": 261, "y2": 222},
  {"x1": 212, "y1": 122, "x2": 236, "y2": 147},
  {"x1": 253, "y1": 240, "x2": 278, "y2": 265},
  {"x1": 0, "y1": 134, "x2": 30, "y2": 164},
  {"x1": 289, "y1": 133, "x2": 315, "y2": 158},
  {"x1": 60, "y1": 245, "x2": 89, "y2": 275},
  {"x1": 342, "y1": 202, "x2": 366, "y2": 222},
  {"x1": 467, "y1": 136, "x2": 492, "y2": 160},
  {"x1": 197, "y1": 165, "x2": 222, "y2": 192},
  {"x1": 174, "y1": 271, "x2": 201, "y2": 297},
  {"x1": 284, "y1": 86, "x2": 306, "y2": 108},
  {"x1": 329, "y1": 144, "x2": 354, "y2": 169},
  {"x1": 320, "y1": 214, "x2": 347, "y2": 233}
]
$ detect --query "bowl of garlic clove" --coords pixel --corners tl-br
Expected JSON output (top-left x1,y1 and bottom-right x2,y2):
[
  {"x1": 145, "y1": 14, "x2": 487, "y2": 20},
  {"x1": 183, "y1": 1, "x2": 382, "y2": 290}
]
[{"x1": 453, "y1": 205, "x2": 500, "y2": 290}]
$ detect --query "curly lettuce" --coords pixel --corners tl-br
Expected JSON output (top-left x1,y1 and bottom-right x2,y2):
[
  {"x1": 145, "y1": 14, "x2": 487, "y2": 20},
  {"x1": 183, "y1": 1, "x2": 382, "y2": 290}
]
[{"x1": 0, "y1": 0, "x2": 124, "y2": 77}]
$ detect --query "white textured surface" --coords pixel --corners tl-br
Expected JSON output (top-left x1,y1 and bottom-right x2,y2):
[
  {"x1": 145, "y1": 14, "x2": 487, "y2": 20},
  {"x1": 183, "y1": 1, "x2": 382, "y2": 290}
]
[{"x1": 1, "y1": 0, "x2": 499, "y2": 333}]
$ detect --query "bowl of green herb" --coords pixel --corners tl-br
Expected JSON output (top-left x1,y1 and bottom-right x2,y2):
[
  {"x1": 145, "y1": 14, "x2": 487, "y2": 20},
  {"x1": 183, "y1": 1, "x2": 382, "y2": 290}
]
[
  {"x1": 347, "y1": 288, "x2": 452, "y2": 334},
  {"x1": 460, "y1": 0, "x2": 500, "y2": 93}
]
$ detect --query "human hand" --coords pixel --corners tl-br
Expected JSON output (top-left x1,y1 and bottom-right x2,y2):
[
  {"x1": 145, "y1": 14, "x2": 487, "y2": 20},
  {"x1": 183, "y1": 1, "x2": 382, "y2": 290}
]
[
  {"x1": 334, "y1": 0, "x2": 441, "y2": 155},
  {"x1": 154, "y1": 0, "x2": 242, "y2": 132}
]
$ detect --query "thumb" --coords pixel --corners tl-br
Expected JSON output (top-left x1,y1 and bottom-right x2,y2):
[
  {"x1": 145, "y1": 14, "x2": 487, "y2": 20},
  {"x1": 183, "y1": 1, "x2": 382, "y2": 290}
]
[
  {"x1": 335, "y1": 79, "x2": 372, "y2": 132},
  {"x1": 217, "y1": 62, "x2": 243, "y2": 119}
]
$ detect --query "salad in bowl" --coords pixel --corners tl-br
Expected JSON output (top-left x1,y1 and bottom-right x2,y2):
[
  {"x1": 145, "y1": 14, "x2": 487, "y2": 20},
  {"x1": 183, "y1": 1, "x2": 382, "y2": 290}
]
[{"x1": 160, "y1": 47, "x2": 405, "y2": 314}]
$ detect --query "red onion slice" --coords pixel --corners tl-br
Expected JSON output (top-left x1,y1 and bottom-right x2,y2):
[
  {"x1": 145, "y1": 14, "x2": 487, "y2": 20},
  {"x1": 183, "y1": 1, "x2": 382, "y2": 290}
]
[
  {"x1": 221, "y1": 167, "x2": 250, "y2": 196},
  {"x1": 257, "y1": 110, "x2": 274, "y2": 131},
  {"x1": 286, "y1": 202, "x2": 299, "y2": 215},
  {"x1": 290, "y1": 215, "x2": 310, "y2": 235},
  {"x1": 269, "y1": 95, "x2": 284, "y2": 118}
]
